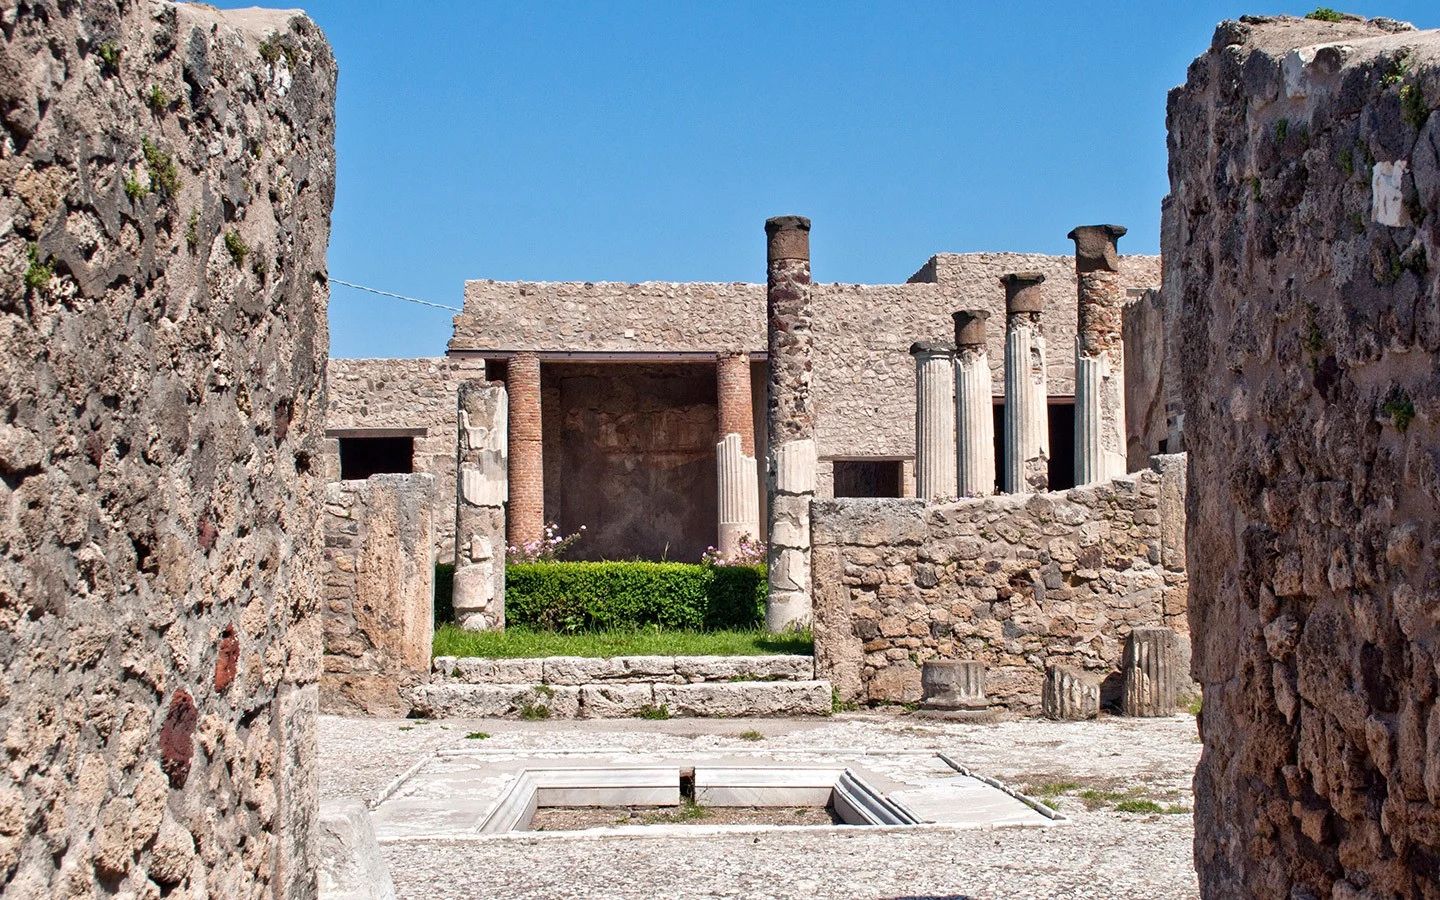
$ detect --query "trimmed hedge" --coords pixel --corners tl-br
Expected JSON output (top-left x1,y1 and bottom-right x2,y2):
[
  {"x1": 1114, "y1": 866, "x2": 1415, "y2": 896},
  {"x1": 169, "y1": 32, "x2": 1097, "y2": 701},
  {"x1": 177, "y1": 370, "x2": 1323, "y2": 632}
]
[{"x1": 504, "y1": 561, "x2": 766, "y2": 631}]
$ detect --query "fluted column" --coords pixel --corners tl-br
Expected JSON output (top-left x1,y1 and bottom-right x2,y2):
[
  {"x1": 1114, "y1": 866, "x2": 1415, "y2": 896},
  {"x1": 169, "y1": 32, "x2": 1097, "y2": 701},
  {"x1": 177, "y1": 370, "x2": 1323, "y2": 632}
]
[
  {"x1": 952, "y1": 310, "x2": 995, "y2": 497},
  {"x1": 1070, "y1": 224, "x2": 1129, "y2": 486},
  {"x1": 910, "y1": 342, "x2": 957, "y2": 501},
  {"x1": 1002, "y1": 273, "x2": 1049, "y2": 494},
  {"x1": 765, "y1": 215, "x2": 815, "y2": 632},
  {"x1": 716, "y1": 433, "x2": 760, "y2": 561},
  {"x1": 454, "y1": 381, "x2": 508, "y2": 631},
  {"x1": 507, "y1": 352, "x2": 544, "y2": 547}
]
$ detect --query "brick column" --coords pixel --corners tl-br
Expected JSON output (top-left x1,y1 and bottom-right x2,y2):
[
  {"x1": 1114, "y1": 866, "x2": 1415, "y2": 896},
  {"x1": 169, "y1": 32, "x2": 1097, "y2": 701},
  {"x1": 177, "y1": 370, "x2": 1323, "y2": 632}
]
[
  {"x1": 507, "y1": 352, "x2": 544, "y2": 548},
  {"x1": 910, "y1": 341, "x2": 957, "y2": 501},
  {"x1": 716, "y1": 350, "x2": 759, "y2": 561},
  {"x1": 1069, "y1": 224, "x2": 1129, "y2": 486},
  {"x1": 764, "y1": 215, "x2": 815, "y2": 632},
  {"x1": 952, "y1": 310, "x2": 995, "y2": 498},
  {"x1": 1002, "y1": 272, "x2": 1049, "y2": 494}
]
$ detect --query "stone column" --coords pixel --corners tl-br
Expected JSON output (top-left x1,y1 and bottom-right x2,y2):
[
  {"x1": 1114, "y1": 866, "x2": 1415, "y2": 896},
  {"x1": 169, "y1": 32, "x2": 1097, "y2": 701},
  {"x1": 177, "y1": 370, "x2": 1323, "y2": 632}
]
[
  {"x1": 454, "y1": 381, "x2": 508, "y2": 631},
  {"x1": 507, "y1": 351, "x2": 544, "y2": 548},
  {"x1": 952, "y1": 310, "x2": 995, "y2": 498},
  {"x1": 1069, "y1": 224, "x2": 1129, "y2": 486},
  {"x1": 1042, "y1": 665, "x2": 1101, "y2": 720},
  {"x1": 716, "y1": 351, "x2": 760, "y2": 561},
  {"x1": 910, "y1": 341, "x2": 957, "y2": 501},
  {"x1": 1002, "y1": 272, "x2": 1049, "y2": 494},
  {"x1": 1122, "y1": 626, "x2": 1179, "y2": 717},
  {"x1": 764, "y1": 215, "x2": 815, "y2": 632}
]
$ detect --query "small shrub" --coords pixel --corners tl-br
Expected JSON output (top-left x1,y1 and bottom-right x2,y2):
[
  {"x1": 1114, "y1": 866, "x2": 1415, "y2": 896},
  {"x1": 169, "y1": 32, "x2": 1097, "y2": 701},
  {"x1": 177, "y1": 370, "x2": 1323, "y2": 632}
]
[
  {"x1": 251, "y1": 253, "x2": 267, "y2": 279},
  {"x1": 518, "y1": 702, "x2": 551, "y2": 721},
  {"x1": 141, "y1": 137, "x2": 180, "y2": 198},
  {"x1": 533, "y1": 684, "x2": 554, "y2": 699},
  {"x1": 1401, "y1": 83, "x2": 1430, "y2": 131},
  {"x1": 1338, "y1": 146, "x2": 1354, "y2": 177},
  {"x1": 97, "y1": 42, "x2": 121, "y2": 74},
  {"x1": 831, "y1": 687, "x2": 859, "y2": 713},
  {"x1": 1274, "y1": 118, "x2": 1289, "y2": 144},
  {"x1": 258, "y1": 33, "x2": 286, "y2": 65},
  {"x1": 637, "y1": 703, "x2": 670, "y2": 720},
  {"x1": 186, "y1": 210, "x2": 200, "y2": 252},
  {"x1": 224, "y1": 230, "x2": 249, "y2": 267},
  {"x1": 1383, "y1": 389, "x2": 1416, "y2": 433},
  {"x1": 1304, "y1": 8, "x2": 1345, "y2": 21},
  {"x1": 465, "y1": 731, "x2": 490, "y2": 740},
  {"x1": 507, "y1": 521, "x2": 586, "y2": 562},
  {"x1": 1381, "y1": 52, "x2": 1410, "y2": 87},
  {"x1": 123, "y1": 173, "x2": 147, "y2": 202},
  {"x1": 1185, "y1": 695, "x2": 1203, "y2": 716},
  {"x1": 146, "y1": 85, "x2": 170, "y2": 112},
  {"x1": 738, "y1": 729, "x2": 764, "y2": 742},
  {"x1": 23, "y1": 244, "x2": 53, "y2": 291},
  {"x1": 1346, "y1": 212, "x2": 1366, "y2": 235},
  {"x1": 1114, "y1": 799, "x2": 1165, "y2": 814}
]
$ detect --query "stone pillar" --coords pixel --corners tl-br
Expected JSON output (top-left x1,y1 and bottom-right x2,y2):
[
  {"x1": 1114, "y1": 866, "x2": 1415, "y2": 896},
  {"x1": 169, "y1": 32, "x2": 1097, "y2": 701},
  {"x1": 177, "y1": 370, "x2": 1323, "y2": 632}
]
[
  {"x1": 920, "y1": 660, "x2": 987, "y2": 710},
  {"x1": 1069, "y1": 224, "x2": 1129, "y2": 486},
  {"x1": 764, "y1": 215, "x2": 815, "y2": 632},
  {"x1": 454, "y1": 381, "x2": 508, "y2": 631},
  {"x1": 716, "y1": 434, "x2": 760, "y2": 562},
  {"x1": 952, "y1": 310, "x2": 995, "y2": 498},
  {"x1": 1122, "y1": 626, "x2": 1178, "y2": 717},
  {"x1": 507, "y1": 351, "x2": 544, "y2": 547},
  {"x1": 716, "y1": 351, "x2": 760, "y2": 561},
  {"x1": 910, "y1": 341, "x2": 957, "y2": 501},
  {"x1": 1042, "y1": 665, "x2": 1101, "y2": 720},
  {"x1": 1002, "y1": 272, "x2": 1049, "y2": 494}
]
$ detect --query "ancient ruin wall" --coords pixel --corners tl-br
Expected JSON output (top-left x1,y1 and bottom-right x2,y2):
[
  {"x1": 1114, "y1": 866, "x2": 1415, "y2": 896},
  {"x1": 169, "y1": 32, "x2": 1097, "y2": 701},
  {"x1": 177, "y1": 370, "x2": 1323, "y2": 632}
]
[
  {"x1": 321, "y1": 475, "x2": 435, "y2": 716},
  {"x1": 453, "y1": 254, "x2": 1161, "y2": 461},
  {"x1": 324, "y1": 357, "x2": 486, "y2": 556},
  {"x1": 0, "y1": 2, "x2": 334, "y2": 897},
  {"x1": 1170, "y1": 15, "x2": 1440, "y2": 899},
  {"x1": 812, "y1": 458, "x2": 1188, "y2": 711}
]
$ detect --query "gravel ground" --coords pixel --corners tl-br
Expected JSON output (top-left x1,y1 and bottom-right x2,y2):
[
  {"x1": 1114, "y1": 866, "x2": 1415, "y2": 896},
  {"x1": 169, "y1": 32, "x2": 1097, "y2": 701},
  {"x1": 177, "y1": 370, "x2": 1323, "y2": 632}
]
[{"x1": 319, "y1": 712, "x2": 1202, "y2": 899}]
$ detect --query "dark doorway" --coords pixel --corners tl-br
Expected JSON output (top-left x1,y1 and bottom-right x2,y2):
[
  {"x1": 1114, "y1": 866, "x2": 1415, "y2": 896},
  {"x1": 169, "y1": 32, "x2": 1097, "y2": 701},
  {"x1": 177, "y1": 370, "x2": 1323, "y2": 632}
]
[
  {"x1": 338, "y1": 436, "x2": 413, "y2": 481},
  {"x1": 833, "y1": 460, "x2": 904, "y2": 498},
  {"x1": 989, "y1": 398, "x2": 1077, "y2": 492}
]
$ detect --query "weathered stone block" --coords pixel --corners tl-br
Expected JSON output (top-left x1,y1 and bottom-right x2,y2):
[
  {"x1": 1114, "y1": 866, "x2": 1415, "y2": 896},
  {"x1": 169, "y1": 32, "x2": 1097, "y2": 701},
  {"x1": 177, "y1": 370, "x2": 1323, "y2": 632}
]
[
  {"x1": 579, "y1": 683, "x2": 656, "y2": 717},
  {"x1": 919, "y1": 660, "x2": 987, "y2": 709},
  {"x1": 673, "y1": 655, "x2": 815, "y2": 683},
  {"x1": 1041, "y1": 666, "x2": 1101, "y2": 720},
  {"x1": 653, "y1": 681, "x2": 831, "y2": 717},
  {"x1": 317, "y1": 800, "x2": 397, "y2": 900}
]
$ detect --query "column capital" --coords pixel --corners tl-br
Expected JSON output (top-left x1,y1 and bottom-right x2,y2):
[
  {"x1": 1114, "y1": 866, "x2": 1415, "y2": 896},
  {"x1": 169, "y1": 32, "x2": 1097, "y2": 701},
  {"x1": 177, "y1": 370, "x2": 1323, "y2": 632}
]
[
  {"x1": 765, "y1": 216, "x2": 811, "y2": 263},
  {"x1": 909, "y1": 340, "x2": 955, "y2": 358},
  {"x1": 952, "y1": 310, "x2": 990, "y2": 347},
  {"x1": 1002, "y1": 272, "x2": 1046, "y2": 314},
  {"x1": 1066, "y1": 224, "x2": 1128, "y2": 273}
]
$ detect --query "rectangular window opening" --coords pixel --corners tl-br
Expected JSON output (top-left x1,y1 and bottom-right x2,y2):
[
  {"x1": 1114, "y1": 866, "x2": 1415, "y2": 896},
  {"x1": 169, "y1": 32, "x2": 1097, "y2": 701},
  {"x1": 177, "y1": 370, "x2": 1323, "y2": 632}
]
[
  {"x1": 338, "y1": 436, "x2": 414, "y2": 481},
  {"x1": 833, "y1": 460, "x2": 903, "y2": 498}
]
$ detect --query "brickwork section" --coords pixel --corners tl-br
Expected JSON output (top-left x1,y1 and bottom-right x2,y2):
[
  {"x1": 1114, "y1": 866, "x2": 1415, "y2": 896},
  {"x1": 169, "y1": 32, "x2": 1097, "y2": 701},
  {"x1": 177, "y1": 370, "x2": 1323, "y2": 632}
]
[
  {"x1": 811, "y1": 458, "x2": 1190, "y2": 712},
  {"x1": 321, "y1": 476, "x2": 435, "y2": 716},
  {"x1": 324, "y1": 356, "x2": 487, "y2": 557},
  {"x1": 453, "y1": 253, "x2": 1161, "y2": 460},
  {"x1": 1170, "y1": 15, "x2": 1440, "y2": 899},
  {"x1": 0, "y1": 3, "x2": 334, "y2": 896},
  {"x1": 507, "y1": 353, "x2": 545, "y2": 547},
  {"x1": 716, "y1": 351, "x2": 755, "y2": 454}
]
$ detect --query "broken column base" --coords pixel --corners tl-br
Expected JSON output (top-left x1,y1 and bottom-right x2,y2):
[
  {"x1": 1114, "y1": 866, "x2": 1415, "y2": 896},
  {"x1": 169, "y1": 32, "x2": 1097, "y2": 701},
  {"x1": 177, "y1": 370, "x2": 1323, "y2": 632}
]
[
  {"x1": 318, "y1": 800, "x2": 398, "y2": 900},
  {"x1": 919, "y1": 660, "x2": 988, "y2": 710},
  {"x1": 1042, "y1": 665, "x2": 1101, "y2": 720},
  {"x1": 1122, "y1": 627, "x2": 1179, "y2": 717}
]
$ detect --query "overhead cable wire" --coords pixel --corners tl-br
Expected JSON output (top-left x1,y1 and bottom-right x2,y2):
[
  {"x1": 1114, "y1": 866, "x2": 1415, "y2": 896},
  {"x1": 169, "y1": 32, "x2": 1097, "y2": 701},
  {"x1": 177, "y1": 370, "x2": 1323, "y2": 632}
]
[{"x1": 328, "y1": 277, "x2": 463, "y2": 312}]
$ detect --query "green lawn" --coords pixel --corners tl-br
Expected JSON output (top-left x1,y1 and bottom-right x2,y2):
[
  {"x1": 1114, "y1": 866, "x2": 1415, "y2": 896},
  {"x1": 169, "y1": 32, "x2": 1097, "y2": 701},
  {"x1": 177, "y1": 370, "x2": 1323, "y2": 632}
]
[{"x1": 434, "y1": 624, "x2": 813, "y2": 659}]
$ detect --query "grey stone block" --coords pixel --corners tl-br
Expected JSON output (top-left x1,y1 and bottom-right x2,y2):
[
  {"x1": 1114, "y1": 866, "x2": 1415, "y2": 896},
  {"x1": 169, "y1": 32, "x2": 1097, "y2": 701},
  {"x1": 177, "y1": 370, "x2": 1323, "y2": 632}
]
[
  {"x1": 318, "y1": 800, "x2": 397, "y2": 900},
  {"x1": 653, "y1": 681, "x2": 832, "y2": 717}
]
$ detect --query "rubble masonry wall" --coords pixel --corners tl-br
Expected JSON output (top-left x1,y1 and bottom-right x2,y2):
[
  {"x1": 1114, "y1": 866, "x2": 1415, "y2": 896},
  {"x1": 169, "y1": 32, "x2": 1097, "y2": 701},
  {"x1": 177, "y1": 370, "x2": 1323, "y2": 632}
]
[
  {"x1": 0, "y1": 2, "x2": 335, "y2": 897},
  {"x1": 811, "y1": 456, "x2": 1189, "y2": 712},
  {"x1": 1169, "y1": 14, "x2": 1440, "y2": 898}
]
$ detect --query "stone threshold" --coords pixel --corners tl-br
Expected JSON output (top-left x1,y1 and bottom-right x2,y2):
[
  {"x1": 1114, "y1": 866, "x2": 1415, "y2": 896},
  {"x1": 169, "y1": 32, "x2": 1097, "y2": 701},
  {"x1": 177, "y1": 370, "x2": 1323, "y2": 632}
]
[
  {"x1": 408, "y1": 679, "x2": 833, "y2": 719},
  {"x1": 432, "y1": 653, "x2": 816, "y2": 685}
]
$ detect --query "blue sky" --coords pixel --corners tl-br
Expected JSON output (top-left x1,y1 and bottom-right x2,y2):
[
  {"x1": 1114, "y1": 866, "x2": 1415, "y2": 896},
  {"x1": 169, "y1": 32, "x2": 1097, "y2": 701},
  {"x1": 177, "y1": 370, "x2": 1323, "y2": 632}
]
[{"x1": 256, "y1": 2, "x2": 1439, "y2": 358}]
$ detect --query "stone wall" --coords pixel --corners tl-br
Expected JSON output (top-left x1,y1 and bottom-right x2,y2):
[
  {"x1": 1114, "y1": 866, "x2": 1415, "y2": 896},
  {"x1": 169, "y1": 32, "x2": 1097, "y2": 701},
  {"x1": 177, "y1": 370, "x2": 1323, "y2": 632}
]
[
  {"x1": 812, "y1": 457, "x2": 1188, "y2": 712},
  {"x1": 0, "y1": 3, "x2": 334, "y2": 897},
  {"x1": 321, "y1": 475, "x2": 435, "y2": 716},
  {"x1": 1170, "y1": 14, "x2": 1440, "y2": 899},
  {"x1": 453, "y1": 252, "x2": 1161, "y2": 460},
  {"x1": 1123, "y1": 288, "x2": 1169, "y2": 470},
  {"x1": 544, "y1": 363, "x2": 718, "y2": 562},
  {"x1": 324, "y1": 357, "x2": 487, "y2": 557}
]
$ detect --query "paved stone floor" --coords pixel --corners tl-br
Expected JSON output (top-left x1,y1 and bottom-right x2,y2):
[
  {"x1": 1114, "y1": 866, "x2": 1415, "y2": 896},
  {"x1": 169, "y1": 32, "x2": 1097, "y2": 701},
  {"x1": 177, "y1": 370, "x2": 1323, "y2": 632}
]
[{"x1": 320, "y1": 712, "x2": 1202, "y2": 899}]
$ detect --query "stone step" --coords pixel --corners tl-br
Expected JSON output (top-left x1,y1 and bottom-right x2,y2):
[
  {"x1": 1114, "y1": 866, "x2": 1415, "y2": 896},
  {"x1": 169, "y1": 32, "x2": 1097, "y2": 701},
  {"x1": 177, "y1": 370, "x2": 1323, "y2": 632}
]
[
  {"x1": 432, "y1": 654, "x2": 816, "y2": 686},
  {"x1": 409, "y1": 679, "x2": 833, "y2": 719}
]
